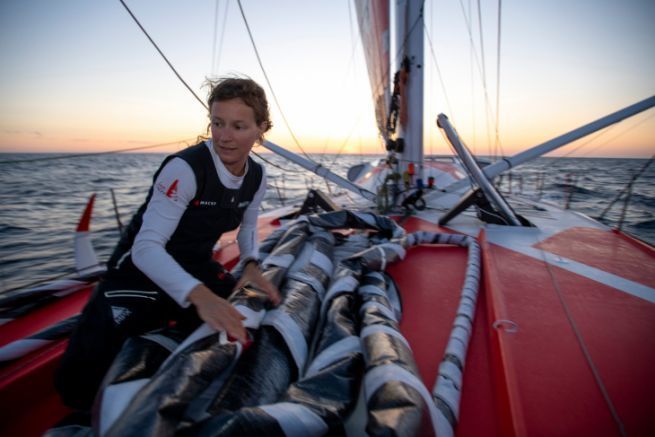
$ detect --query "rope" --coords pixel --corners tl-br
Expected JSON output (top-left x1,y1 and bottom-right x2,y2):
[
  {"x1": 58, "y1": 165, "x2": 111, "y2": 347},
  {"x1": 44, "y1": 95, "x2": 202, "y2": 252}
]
[{"x1": 117, "y1": 0, "x2": 208, "y2": 111}]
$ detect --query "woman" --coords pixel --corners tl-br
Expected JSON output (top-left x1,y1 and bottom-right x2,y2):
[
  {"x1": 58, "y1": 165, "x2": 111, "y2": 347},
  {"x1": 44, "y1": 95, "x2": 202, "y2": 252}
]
[{"x1": 55, "y1": 77, "x2": 280, "y2": 411}]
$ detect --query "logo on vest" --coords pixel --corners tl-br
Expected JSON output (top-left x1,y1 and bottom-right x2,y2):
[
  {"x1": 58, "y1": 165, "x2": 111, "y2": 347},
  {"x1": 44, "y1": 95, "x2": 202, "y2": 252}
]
[
  {"x1": 192, "y1": 199, "x2": 217, "y2": 207},
  {"x1": 111, "y1": 306, "x2": 132, "y2": 325},
  {"x1": 156, "y1": 179, "x2": 179, "y2": 202}
]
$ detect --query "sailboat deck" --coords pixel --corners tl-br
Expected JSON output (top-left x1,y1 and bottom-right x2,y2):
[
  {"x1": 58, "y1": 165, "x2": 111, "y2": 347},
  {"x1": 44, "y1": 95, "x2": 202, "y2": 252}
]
[
  {"x1": 3, "y1": 209, "x2": 651, "y2": 436},
  {"x1": 482, "y1": 227, "x2": 655, "y2": 436},
  {"x1": 388, "y1": 216, "x2": 499, "y2": 436},
  {"x1": 390, "y1": 215, "x2": 655, "y2": 436}
]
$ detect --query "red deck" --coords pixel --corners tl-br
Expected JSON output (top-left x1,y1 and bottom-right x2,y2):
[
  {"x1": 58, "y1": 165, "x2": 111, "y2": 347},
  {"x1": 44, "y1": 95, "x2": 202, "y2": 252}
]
[
  {"x1": 2, "y1": 214, "x2": 653, "y2": 436},
  {"x1": 391, "y1": 217, "x2": 655, "y2": 436},
  {"x1": 0, "y1": 289, "x2": 91, "y2": 437},
  {"x1": 484, "y1": 228, "x2": 655, "y2": 436},
  {"x1": 391, "y1": 217, "x2": 499, "y2": 436}
]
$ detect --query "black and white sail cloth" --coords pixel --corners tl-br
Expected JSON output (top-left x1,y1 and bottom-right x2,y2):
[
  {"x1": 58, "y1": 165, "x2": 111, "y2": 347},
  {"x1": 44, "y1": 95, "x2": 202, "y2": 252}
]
[{"x1": 85, "y1": 211, "x2": 481, "y2": 437}]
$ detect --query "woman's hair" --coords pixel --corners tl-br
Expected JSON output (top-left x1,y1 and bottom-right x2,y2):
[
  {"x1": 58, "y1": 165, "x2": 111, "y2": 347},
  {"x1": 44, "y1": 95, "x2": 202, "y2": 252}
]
[{"x1": 206, "y1": 77, "x2": 272, "y2": 136}]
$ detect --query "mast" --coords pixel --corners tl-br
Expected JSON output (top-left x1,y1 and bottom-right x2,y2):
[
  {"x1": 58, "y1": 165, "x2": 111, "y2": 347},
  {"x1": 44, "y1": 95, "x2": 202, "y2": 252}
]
[{"x1": 394, "y1": 0, "x2": 424, "y2": 181}]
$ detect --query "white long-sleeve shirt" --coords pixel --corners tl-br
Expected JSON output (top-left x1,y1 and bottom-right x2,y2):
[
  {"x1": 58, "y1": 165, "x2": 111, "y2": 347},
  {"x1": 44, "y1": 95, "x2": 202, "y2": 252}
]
[{"x1": 132, "y1": 141, "x2": 266, "y2": 307}]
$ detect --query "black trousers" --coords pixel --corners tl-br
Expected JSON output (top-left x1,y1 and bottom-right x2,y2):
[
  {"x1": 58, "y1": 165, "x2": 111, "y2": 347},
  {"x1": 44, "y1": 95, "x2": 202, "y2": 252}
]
[{"x1": 54, "y1": 257, "x2": 235, "y2": 411}]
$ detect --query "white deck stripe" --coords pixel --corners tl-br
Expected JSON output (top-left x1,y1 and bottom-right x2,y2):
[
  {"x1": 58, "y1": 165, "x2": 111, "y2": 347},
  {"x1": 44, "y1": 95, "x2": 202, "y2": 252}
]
[{"x1": 486, "y1": 229, "x2": 655, "y2": 304}]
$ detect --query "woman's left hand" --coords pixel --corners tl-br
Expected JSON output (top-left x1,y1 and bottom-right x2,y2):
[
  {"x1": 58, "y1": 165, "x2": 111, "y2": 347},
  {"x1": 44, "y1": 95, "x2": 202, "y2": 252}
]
[{"x1": 234, "y1": 262, "x2": 281, "y2": 306}]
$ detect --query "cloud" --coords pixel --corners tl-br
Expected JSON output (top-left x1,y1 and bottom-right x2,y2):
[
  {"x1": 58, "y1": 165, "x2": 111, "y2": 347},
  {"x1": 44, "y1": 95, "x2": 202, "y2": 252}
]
[{"x1": 3, "y1": 129, "x2": 43, "y2": 137}]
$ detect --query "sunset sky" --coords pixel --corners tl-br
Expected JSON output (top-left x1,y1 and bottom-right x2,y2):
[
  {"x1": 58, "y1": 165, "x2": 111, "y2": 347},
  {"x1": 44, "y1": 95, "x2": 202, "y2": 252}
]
[{"x1": 1, "y1": 0, "x2": 653, "y2": 158}]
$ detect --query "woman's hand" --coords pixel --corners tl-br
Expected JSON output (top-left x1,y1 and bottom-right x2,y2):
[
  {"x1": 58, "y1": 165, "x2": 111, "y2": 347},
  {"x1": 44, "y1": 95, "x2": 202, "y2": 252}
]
[
  {"x1": 234, "y1": 261, "x2": 281, "y2": 306},
  {"x1": 187, "y1": 284, "x2": 247, "y2": 343}
]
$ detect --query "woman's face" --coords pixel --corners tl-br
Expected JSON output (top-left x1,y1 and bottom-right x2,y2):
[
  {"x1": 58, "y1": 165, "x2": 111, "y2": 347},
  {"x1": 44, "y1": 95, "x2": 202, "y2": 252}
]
[{"x1": 210, "y1": 98, "x2": 265, "y2": 176}]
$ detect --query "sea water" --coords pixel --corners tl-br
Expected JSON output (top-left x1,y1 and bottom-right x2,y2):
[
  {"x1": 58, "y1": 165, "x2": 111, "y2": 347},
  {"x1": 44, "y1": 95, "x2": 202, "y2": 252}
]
[{"x1": 0, "y1": 152, "x2": 653, "y2": 293}]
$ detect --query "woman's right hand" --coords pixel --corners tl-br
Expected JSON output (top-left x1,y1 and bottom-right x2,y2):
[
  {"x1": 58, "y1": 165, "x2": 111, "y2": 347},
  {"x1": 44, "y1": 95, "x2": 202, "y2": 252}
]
[{"x1": 187, "y1": 284, "x2": 247, "y2": 343}]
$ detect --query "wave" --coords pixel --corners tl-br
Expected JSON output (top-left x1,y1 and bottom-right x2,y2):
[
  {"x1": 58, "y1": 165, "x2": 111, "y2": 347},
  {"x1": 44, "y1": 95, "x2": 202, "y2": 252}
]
[
  {"x1": 549, "y1": 183, "x2": 598, "y2": 196},
  {"x1": 91, "y1": 177, "x2": 122, "y2": 184},
  {"x1": 634, "y1": 219, "x2": 655, "y2": 229},
  {"x1": 0, "y1": 223, "x2": 30, "y2": 234}
]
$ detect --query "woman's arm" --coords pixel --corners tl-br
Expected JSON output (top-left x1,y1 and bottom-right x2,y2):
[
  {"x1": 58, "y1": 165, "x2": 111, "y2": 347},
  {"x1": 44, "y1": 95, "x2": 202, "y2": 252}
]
[
  {"x1": 131, "y1": 157, "x2": 248, "y2": 341},
  {"x1": 131, "y1": 158, "x2": 202, "y2": 306},
  {"x1": 236, "y1": 169, "x2": 267, "y2": 261},
  {"x1": 234, "y1": 169, "x2": 281, "y2": 305}
]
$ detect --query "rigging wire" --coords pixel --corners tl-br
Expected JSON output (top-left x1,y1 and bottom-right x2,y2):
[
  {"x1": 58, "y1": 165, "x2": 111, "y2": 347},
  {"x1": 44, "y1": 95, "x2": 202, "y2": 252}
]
[
  {"x1": 211, "y1": 0, "x2": 220, "y2": 74},
  {"x1": 320, "y1": 1, "x2": 379, "y2": 173},
  {"x1": 2, "y1": 2, "x2": 208, "y2": 166},
  {"x1": 598, "y1": 154, "x2": 654, "y2": 222},
  {"x1": 467, "y1": 0, "x2": 477, "y2": 153},
  {"x1": 475, "y1": 0, "x2": 494, "y2": 158},
  {"x1": 117, "y1": 0, "x2": 297, "y2": 174},
  {"x1": 457, "y1": 0, "x2": 499, "y2": 157},
  {"x1": 327, "y1": 112, "x2": 367, "y2": 171},
  {"x1": 494, "y1": 0, "x2": 504, "y2": 158},
  {"x1": 0, "y1": 138, "x2": 193, "y2": 165},
  {"x1": 565, "y1": 112, "x2": 655, "y2": 158},
  {"x1": 423, "y1": 24, "x2": 455, "y2": 123},
  {"x1": 250, "y1": 149, "x2": 297, "y2": 173},
  {"x1": 428, "y1": 0, "x2": 434, "y2": 157},
  {"x1": 320, "y1": 1, "x2": 365, "y2": 156},
  {"x1": 536, "y1": 110, "x2": 655, "y2": 162},
  {"x1": 347, "y1": 0, "x2": 366, "y2": 157},
  {"x1": 117, "y1": 0, "x2": 208, "y2": 111},
  {"x1": 212, "y1": 0, "x2": 230, "y2": 74},
  {"x1": 539, "y1": 246, "x2": 627, "y2": 437},
  {"x1": 476, "y1": 0, "x2": 488, "y2": 94},
  {"x1": 235, "y1": 0, "x2": 313, "y2": 162}
]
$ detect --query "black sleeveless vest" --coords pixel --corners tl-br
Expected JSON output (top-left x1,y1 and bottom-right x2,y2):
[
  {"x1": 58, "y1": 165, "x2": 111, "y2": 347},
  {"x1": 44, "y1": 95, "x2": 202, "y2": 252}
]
[{"x1": 108, "y1": 142, "x2": 263, "y2": 272}]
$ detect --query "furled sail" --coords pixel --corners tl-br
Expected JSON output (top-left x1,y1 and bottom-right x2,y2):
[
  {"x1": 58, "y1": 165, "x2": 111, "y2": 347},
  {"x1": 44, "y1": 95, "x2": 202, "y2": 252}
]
[{"x1": 354, "y1": 0, "x2": 391, "y2": 141}]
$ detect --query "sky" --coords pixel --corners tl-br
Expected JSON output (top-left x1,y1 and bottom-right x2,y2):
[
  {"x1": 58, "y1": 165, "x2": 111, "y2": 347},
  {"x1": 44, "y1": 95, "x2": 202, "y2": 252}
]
[{"x1": 0, "y1": 0, "x2": 653, "y2": 158}]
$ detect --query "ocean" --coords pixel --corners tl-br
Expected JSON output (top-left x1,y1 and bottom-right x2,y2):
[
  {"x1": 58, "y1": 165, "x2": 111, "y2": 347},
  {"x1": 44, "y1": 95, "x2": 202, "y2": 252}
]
[{"x1": 1, "y1": 152, "x2": 653, "y2": 294}]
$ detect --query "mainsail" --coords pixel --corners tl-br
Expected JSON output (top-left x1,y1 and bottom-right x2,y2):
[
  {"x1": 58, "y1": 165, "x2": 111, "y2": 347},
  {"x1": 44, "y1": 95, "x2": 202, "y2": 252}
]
[{"x1": 354, "y1": 0, "x2": 391, "y2": 141}]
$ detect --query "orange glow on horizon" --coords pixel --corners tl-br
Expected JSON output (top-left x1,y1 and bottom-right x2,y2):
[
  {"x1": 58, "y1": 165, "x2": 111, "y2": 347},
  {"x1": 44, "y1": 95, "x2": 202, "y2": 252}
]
[{"x1": 1, "y1": 107, "x2": 652, "y2": 158}]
